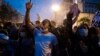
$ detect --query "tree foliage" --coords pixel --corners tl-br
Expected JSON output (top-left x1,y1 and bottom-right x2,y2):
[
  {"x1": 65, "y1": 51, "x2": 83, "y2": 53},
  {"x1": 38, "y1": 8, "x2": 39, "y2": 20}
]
[{"x1": 0, "y1": 1, "x2": 21, "y2": 22}]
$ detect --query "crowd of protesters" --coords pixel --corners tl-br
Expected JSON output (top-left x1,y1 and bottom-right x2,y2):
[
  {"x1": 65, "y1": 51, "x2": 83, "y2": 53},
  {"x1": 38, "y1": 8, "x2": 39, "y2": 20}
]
[{"x1": 0, "y1": 2, "x2": 100, "y2": 56}]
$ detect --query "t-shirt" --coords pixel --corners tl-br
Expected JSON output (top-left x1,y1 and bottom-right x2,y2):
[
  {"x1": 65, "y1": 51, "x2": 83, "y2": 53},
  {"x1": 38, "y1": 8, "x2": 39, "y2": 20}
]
[{"x1": 34, "y1": 29, "x2": 57, "y2": 56}]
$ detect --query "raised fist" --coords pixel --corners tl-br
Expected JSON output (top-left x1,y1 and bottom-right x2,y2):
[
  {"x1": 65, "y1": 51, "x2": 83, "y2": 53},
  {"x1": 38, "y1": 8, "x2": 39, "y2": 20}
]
[{"x1": 26, "y1": 2, "x2": 32, "y2": 10}]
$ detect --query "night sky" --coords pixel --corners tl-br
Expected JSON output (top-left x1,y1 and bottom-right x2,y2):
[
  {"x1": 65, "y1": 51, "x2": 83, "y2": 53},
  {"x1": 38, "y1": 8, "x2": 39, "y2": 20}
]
[{"x1": 5, "y1": 0, "x2": 62, "y2": 22}]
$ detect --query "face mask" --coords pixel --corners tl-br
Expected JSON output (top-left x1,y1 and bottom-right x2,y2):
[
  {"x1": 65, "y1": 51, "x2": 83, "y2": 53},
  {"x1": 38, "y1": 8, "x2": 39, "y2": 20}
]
[
  {"x1": 20, "y1": 32, "x2": 26, "y2": 37},
  {"x1": 79, "y1": 29, "x2": 88, "y2": 37}
]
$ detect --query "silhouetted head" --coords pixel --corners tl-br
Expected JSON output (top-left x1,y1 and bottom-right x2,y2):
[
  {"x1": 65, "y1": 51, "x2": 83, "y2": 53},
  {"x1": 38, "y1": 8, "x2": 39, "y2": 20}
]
[{"x1": 42, "y1": 19, "x2": 51, "y2": 32}]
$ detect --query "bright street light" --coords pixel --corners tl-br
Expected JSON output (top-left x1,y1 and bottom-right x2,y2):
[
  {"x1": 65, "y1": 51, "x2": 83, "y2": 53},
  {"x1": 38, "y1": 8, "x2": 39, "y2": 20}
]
[
  {"x1": 51, "y1": 4, "x2": 60, "y2": 12},
  {"x1": 51, "y1": 4, "x2": 61, "y2": 23}
]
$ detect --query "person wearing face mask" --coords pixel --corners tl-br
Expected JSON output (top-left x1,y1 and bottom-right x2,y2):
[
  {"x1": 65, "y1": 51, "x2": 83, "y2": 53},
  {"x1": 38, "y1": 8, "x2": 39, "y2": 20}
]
[
  {"x1": 78, "y1": 28, "x2": 88, "y2": 38},
  {"x1": 77, "y1": 24, "x2": 89, "y2": 40},
  {"x1": 74, "y1": 24, "x2": 89, "y2": 56},
  {"x1": 23, "y1": 2, "x2": 58, "y2": 56},
  {"x1": 34, "y1": 19, "x2": 58, "y2": 56}
]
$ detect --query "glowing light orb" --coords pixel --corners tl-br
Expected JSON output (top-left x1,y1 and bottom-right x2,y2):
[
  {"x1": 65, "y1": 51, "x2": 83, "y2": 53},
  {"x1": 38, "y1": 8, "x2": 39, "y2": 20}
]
[{"x1": 51, "y1": 4, "x2": 60, "y2": 12}]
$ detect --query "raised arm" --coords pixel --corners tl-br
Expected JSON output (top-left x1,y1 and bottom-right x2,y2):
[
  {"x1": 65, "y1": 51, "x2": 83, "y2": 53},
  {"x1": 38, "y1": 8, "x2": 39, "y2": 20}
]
[{"x1": 25, "y1": 2, "x2": 33, "y2": 30}]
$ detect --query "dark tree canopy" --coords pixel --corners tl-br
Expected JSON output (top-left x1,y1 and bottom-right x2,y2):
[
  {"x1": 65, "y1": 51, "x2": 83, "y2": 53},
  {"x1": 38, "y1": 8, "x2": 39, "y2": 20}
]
[{"x1": 0, "y1": 1, "x2": 22, "y2": 22}]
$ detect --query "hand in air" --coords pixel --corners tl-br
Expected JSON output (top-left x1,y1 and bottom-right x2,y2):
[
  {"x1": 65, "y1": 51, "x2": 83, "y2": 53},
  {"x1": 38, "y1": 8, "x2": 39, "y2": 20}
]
[{"x1": 26, "y1": 2, "x2": 32, "y2": 10}]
